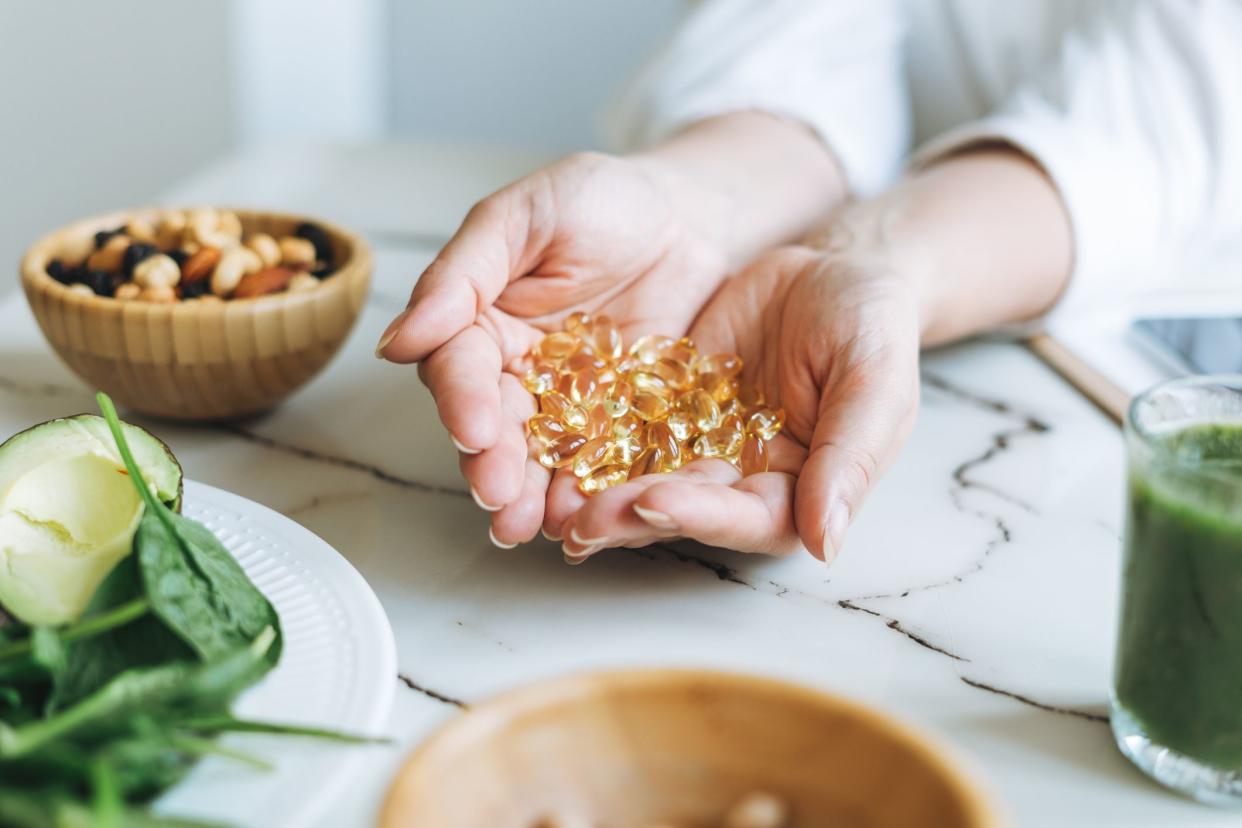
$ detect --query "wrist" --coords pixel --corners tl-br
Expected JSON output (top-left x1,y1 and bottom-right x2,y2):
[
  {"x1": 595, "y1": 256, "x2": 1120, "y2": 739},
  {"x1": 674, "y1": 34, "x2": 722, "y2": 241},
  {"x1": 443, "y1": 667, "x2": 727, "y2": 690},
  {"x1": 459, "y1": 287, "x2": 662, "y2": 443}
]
[
  {"x1": 807, "y1": 198, "x2": 947, "y2": 343},
  {"x1": 630, "y1": 111, "x2": 848, "y2": 267}
]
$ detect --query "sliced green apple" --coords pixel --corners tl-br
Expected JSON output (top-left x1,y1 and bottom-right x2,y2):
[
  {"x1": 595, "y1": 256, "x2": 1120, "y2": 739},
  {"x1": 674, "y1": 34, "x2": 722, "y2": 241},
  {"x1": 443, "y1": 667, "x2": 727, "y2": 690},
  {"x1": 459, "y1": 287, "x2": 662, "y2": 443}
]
[{"x1": 0, "y1": 415, "x2": 182, "y2": 625}]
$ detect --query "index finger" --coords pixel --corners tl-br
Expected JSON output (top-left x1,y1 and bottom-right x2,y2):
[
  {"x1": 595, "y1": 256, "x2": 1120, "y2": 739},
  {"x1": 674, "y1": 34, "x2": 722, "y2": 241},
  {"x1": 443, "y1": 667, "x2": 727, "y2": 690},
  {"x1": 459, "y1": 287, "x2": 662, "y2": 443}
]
[{"x1": 378, "y1": 185, "x2": 537, "y2": 363}]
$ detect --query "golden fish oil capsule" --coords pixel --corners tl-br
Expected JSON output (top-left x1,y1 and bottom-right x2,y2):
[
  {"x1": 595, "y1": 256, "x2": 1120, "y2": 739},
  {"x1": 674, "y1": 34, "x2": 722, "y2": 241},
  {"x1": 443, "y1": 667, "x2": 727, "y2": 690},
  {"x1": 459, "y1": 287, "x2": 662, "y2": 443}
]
[
  {"x1": 528, "y1": 413, "x2": 568, "y2": 444},
  {"x1": 632, "y1": 392, "x2": 670, "y2": 421},
  {"x1": 611, "y1": 411, "x2": 641, "y2": 439},
  {"x1": 538, "y1": 331, "x2": 579, "y2": 361},
  {"x1": 572, "y1": 435, "x2": 615, "y2": 478},
  {"x1": 579, "y1": 463, "x2": 628, "y2": 495},
  {"x1": 540, "y1": 391, "x2": 589, "y2": 430},
  {"x1": 653, "y1": 357, "x2": 693, "y2": 390},
  {"x1": 677, "y1": 389, "x2": 721, "y2": 433},
  {"x1": 628, "y1": 445, "x2": 664, "y2": 479},
  {"x1": 699, "y1": 371, "x2": 739, "y2": 404},
  {"x1": 738, "y1": 384, "x2": 765, "y2": 409},
  {"x1": 597, "y1": 365, "x2": 618, "y2": 385},
  {"x1": 740, "y1": 434, "x2": 768, "y2": 476},
  {"x1": 665, "y1": 337, "x2": 697, "y2": 366},
  {"x1": 629, "y1": 334, "x2": 675, "y2": 365},
  {"x1": 564, "y1": 310, "x2": 591, "y2": 338},
  {"x1": 666, "y1": 410, "x2": 696, "y2": 441},
  {"x1": 538, "y1": 433, "x2": 587, "y2": 468},
  {"x1": 747, "y1": 407, "x2": 785, "y2": 441},
  {"x1": 603, "y1": 379, "x2": 633, "y2": 418},
  {"x1": 645, "y1": 421, "x2": 680, "y2": 465},
  {"x1": 693, "y1": 425, "x2": 743, "y2": 459},
  {"x1": 721, "y1": 413, "x2": 745, "y2": 434},
  {"x1": 614, "y1": 433, "x2": 643, "y2": 464},
  {"x1": 630, "y1": 370, "x2": 669, "y2": 397},
  {"x1": 696, "y1": 353, "x2": 743, "y2": 379},
  {"x1": 589, "y1": 314, "x2": 623, "y2": 360},
  {"x1": 585, "y1": 403, "x2": 611, "y2": 438},
  {"x1": 565, "y1": 349, "x2": 606, "y2": 373},
  {"x1": 567, "y1": 367, "x2": 599, "y2": 405},
  {"x1": 720, "y1": 397, "x2": 743, "y2": 417},
  {"x1": 522, "y1": 361, "x2": 558, "y2": 395}
]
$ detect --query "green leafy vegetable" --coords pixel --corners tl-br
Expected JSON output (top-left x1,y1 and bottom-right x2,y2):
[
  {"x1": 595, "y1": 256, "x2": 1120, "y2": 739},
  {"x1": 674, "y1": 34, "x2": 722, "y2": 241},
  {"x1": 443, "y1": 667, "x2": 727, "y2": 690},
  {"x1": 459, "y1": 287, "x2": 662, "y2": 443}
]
[
  {"x1": 0, "y1": 393, "x2": 383, "y2": 826},
  {"x1": 96, "y1": 393, "x2": 281, "y2": 668}
]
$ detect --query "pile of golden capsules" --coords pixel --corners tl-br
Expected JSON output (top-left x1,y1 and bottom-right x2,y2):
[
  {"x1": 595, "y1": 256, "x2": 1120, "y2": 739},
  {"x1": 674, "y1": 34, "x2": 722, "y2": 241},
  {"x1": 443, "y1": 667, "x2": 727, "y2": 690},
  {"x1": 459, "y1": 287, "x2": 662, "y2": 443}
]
[{"x1": 523, "y1": 312, "x2": 784, "y2": 495}]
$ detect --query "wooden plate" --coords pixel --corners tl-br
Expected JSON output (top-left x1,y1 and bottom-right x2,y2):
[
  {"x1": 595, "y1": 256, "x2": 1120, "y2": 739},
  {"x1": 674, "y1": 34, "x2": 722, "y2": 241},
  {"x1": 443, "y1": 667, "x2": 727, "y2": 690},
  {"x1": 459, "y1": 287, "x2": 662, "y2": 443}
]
[{"x1": 381, "y1": 670, "x2": 1007, "y2": 828}]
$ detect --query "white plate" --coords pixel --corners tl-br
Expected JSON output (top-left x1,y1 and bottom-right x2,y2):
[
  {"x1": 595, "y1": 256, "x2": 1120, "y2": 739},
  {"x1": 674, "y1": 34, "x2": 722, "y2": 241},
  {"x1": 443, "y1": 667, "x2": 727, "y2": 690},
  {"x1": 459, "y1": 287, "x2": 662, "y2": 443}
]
[{"x1": 152, "y1": 480, "x2": 396, "y2": 828}]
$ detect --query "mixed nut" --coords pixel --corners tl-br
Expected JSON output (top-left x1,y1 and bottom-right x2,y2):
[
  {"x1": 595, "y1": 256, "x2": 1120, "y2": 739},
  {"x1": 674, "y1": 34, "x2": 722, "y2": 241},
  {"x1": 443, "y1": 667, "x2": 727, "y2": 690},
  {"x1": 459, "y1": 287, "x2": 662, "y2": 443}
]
[{"x1": 44, "y1": 208, "x2": 336, "y2": 302}]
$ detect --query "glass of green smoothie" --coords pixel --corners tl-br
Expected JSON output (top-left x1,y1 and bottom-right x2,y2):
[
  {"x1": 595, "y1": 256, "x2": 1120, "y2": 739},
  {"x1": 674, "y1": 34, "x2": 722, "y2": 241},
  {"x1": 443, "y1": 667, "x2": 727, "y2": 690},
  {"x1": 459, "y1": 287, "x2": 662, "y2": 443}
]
[{"x1": 1114, "y1": 375, "x2": 1242, "y2": 804}]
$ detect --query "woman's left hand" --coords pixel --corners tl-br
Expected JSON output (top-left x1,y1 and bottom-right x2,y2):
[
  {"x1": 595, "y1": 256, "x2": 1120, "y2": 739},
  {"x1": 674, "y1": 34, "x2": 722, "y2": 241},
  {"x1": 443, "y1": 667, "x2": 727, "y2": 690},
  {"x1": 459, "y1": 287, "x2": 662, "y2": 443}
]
[{"x1": 550, "y1": 243, "x2": 923, "y2": 564}]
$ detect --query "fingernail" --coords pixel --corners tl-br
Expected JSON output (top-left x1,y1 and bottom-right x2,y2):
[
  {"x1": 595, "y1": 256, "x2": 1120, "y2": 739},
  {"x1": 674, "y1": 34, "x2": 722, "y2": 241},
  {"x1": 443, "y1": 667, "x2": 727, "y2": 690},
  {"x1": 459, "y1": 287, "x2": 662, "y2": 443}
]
[
  {"x1": 452, "y1": 434, "x2": 481, "y2": 455},
  {"x1": 489, "y1": 527, "x2": 517, "y2": 549},
  {"x1": 374, "y1": 310, "x2": 408, "y2": 359},
  {"x1": 471, "y1": 486, "x2": 502, "y2": 512},
  {"x1": 569, "y1": 527, "x2": 608, "y2": 548},
  {"x1": 633, "y1": 504, "x2": 678, "y2": 531},
  {"x1": 562, "y1": 539, "x2": 601, "y2": 560},
  {"x1": 822, "y1": 502, "x2": 850, "y2": 566},
  {"x1": 564, "y1": 553, "x2": 588, "y2": 566},
  {"x1": 541, "y1": 527, "x2": 561, "y2": 542}
]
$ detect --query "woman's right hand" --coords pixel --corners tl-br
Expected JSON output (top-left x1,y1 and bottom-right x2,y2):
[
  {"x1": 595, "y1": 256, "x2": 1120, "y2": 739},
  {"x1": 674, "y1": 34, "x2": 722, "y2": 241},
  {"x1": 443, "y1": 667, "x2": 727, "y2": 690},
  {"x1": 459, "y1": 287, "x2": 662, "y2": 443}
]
[{"x1": 375, "y1": 150, "x2": 735, "y2": 545}]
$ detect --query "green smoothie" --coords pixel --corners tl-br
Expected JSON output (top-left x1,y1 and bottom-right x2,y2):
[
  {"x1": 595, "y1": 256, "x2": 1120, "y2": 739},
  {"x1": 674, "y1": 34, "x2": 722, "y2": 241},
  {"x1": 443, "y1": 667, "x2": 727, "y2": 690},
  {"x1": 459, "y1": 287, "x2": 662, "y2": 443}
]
[{"x1": 1115, "y1": 423, "x2": 1242, "y2": 769}]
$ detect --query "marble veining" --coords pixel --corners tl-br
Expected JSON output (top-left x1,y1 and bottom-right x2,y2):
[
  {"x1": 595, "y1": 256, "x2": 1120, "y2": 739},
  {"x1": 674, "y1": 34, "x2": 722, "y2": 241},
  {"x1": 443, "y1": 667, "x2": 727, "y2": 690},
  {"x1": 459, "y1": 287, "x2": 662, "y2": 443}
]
[{"x1": 1, "y1": 143, "x2": 1234, "y2": 827}]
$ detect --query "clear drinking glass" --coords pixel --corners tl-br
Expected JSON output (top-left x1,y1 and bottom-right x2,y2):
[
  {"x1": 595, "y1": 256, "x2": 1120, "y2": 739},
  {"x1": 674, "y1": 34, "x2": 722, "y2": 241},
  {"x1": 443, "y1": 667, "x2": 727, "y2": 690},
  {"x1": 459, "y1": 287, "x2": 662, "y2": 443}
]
[{"x1": 1113, "y1": 375, "x2": 1242, "y2": 804}]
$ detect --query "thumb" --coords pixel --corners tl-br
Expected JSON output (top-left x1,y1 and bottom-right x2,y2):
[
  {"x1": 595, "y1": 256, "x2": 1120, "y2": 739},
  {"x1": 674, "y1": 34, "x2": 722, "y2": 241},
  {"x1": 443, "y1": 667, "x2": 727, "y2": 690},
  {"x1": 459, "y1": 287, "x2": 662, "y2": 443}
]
[
  {"x1": 793, "y1": 345, "x2": 920, "y2": 564},
  {"x1": 377, "y1": 184, "x2": 539, "y2": 363}
]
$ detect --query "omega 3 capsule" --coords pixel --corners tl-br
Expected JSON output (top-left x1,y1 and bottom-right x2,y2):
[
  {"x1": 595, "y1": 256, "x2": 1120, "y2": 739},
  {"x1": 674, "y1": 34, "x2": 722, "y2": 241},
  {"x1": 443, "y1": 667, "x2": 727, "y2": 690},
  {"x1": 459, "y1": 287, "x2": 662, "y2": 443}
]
[
  {"x1": 740, "y1": 434, "x2": 769, "y2": 476},
  {"x1": 631, "y1": 392, "x2": 669, "y2": 421},
  {"x1": 747, "y1": 407, "x2": 786, "y2": 441},
  {"x1": 572, "y1": 435, "x2": 615, "y2": 478},
  {"x1": 579, "y1": 463, "x2": 628, "y2": 495},
  {"x1": 538, "y1": 433, "x2": 587, "y2": 469}
]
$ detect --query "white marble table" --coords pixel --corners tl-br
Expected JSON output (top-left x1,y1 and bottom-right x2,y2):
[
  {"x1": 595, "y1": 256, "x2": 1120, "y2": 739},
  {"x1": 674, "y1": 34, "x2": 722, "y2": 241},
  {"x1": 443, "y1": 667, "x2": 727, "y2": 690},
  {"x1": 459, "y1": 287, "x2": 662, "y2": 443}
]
[{"x1": 1, "y1": 142, "x2": 1234, "y2": 828}]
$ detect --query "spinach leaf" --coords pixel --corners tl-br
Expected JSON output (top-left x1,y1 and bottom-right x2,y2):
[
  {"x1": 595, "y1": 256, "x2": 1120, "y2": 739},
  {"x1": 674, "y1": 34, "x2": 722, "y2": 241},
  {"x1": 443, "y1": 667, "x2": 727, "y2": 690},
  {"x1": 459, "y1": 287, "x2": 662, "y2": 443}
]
[
  {"x1": 0, "y1": 787, "x2": 228, "y2": 828},
  {"x1": 47, "y1": 556, "x2": 191, "y2": 711},
  {"x1": 0, "y1": 626, "x2": 275, "y2": 759},
  {"x1": 96, "y1": 393, "x2": 281, "y2": 670}
]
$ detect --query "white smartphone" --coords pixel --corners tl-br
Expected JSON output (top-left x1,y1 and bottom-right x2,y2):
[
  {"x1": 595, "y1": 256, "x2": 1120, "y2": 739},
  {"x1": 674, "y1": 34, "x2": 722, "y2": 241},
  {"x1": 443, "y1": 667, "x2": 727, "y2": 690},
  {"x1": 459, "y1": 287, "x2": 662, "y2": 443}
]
[{"x1": 1131, "y1": 316, "x2": 1242, "y2": 375}]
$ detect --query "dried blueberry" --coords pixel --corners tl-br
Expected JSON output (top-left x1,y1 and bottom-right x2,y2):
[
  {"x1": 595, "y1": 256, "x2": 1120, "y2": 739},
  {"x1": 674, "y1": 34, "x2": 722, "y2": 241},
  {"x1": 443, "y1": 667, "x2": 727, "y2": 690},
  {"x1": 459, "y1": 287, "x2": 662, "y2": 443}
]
[
  {"x1": 46, "y1": 259, "x2": 72, "y2": 284},
  {"x1": 295, "y1": 222, "x2": 333, "y2": 266},
  {"x1": 167, "y1": 249, "x2": 189, "y2": 268},
  {"x1": 311, "y1": 263, "x2": 334, "y2": 279},
  {"x1": 121, "y1": 242, "x2": 157, "y2": 278},
  {"x1": 180, "y1": 278, "x2": 210, "y2": 299},
  {"x1": 94, "y1": 227, "x2": 125, "y2": 249},
  {"x1": 85, "y1": 270, "x2": 116, "y2": 297}
]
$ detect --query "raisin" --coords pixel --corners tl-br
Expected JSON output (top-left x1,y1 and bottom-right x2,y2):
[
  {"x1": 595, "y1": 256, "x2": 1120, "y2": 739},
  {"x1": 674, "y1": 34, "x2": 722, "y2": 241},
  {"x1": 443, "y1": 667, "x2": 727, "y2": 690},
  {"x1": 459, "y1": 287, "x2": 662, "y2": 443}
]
[
  {"x1": 85, "y1": 270, "x2": 116, "y2": 297},
  {"x1": 46, "y1": 259, "x2": 72, "y2": 284},
  {"x1": 180, "y1": 278, "x2": 210, "y2": 299},
  {"x1": 167, "y1": 249, "x2": 189, "y2": 268},
  {"x1": 121, "y1": 242, "x2": 157, "y2": 278},
  {"x1": 311, "y1": 263, "x2": 334, "y2": 279},
  {"x1": 94, "y1": 227, "x2": 124, "y2": 249},
  {"x1": 295, "y1": 222, "x2": 333, "y2": 266}
]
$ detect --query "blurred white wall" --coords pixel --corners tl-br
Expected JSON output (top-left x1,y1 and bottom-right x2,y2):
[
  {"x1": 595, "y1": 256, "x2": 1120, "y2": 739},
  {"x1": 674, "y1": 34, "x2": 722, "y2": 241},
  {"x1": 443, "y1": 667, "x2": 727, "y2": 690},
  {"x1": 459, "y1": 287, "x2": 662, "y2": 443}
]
[
  {"x1": 386, "y1": 1, "x2": 682, "y2": 151},
  {"x1": 1, "y1": 1, "x2": 678, "y2": 287},
  {"x1": 0, "y1": 1, "x2": 234, "y2": 285}
]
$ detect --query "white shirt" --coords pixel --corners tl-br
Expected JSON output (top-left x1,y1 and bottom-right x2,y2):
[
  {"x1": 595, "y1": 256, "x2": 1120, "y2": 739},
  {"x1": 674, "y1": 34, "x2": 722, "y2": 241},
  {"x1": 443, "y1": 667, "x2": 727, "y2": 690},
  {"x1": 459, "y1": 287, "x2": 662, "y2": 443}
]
[{"x1": 608, "y1": 0, "x2": 1242, "y2": 318}]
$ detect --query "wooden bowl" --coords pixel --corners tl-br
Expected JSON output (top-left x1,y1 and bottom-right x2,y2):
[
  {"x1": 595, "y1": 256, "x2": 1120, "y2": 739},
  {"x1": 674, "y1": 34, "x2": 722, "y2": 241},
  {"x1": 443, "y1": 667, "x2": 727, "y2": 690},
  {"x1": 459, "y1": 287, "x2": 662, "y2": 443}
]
[
  {"x1": 381, "y1": 670, "x2": 1007, "y2": 828},
  {"x1": 20, "y1": 207, "x2": 372, "y2": 420}
]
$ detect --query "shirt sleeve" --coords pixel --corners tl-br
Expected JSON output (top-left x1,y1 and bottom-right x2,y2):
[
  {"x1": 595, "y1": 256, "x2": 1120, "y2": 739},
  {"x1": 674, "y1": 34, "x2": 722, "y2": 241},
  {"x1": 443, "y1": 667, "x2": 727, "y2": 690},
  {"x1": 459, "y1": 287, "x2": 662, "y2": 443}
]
[
  {"x1": 604, "y1": 0, "x2": 910, "y2": 198},
  {"x1": 912, "y1": 0, "x2": 1242, "y2": 319}
]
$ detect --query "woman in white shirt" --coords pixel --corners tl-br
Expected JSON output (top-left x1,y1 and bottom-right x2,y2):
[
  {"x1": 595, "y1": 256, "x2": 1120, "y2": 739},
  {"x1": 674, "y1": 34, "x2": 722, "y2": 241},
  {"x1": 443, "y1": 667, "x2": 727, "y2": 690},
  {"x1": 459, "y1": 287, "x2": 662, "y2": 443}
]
[{"x1": 375, "y1": 0, "x2": 1242, "y2": 564}]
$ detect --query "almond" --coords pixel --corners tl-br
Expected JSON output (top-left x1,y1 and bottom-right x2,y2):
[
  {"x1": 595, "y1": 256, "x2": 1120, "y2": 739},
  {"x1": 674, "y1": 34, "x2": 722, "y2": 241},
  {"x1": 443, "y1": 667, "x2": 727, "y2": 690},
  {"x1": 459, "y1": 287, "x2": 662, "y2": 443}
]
[
  {"x1": 232, "y1": 266, "x2": 296, "y2": 299},
  {"x1": 181, "y1": 246, "x2": 221, "y2": 283}
]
